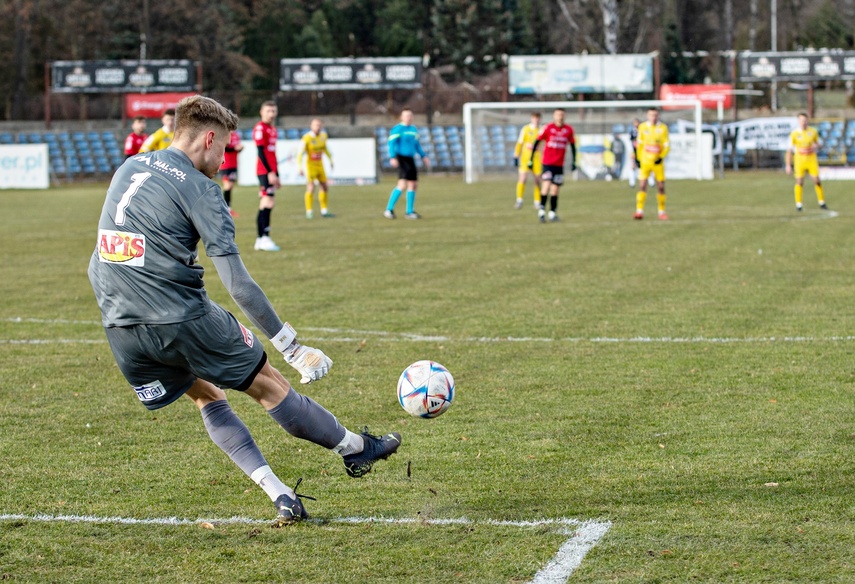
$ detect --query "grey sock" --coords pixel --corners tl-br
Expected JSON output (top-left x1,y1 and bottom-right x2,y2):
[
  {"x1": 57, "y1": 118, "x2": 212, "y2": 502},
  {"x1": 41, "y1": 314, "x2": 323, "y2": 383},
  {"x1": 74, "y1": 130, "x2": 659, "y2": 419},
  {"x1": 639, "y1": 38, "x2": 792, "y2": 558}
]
[
  {"x1": 201, "y1": 400, "x2": 268, "y2": 478},
  {"x1": 267, "y1": 388, "x2": 347, "y2": 449}
]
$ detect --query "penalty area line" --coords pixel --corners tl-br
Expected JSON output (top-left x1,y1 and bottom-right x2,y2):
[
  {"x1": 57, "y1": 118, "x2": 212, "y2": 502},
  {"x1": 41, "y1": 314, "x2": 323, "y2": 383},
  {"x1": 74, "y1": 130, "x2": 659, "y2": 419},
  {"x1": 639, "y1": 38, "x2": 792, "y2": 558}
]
[{"x1": 0, "y1": 513, "x2": 610, "y2": 583}]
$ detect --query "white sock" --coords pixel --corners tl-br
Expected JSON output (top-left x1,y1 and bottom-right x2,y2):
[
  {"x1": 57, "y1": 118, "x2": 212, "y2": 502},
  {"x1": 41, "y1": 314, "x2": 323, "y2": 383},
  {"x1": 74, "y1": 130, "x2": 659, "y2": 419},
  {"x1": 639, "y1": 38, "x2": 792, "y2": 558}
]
[
  {"x1": 332, "y1": 430, "x2": 364, "y2": 456},
  {"x1": 250, "y1": 465, "x2": 294, "y2": 502}
]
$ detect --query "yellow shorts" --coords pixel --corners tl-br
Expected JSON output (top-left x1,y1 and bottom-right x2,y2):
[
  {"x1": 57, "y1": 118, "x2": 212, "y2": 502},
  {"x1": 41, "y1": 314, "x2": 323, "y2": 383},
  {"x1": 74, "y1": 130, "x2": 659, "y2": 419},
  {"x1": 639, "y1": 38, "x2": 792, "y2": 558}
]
[
  {"x1": 793, "y1": 156, "x2": 819, "y2": 179},
  {"x1": 306, "y1": 164, "x2": 327, "y2": 183},
  {"x1": 520, "y1": 153, "x2": 542, "y2": 174},
  {"x1": 639, "y1": 159, "x2": 665, "y2": 183}
]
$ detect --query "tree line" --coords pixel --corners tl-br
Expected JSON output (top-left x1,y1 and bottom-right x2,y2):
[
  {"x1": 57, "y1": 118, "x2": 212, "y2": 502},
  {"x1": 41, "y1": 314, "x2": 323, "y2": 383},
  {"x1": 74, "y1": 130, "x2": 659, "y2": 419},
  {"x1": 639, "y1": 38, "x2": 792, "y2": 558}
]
[{"x1": 3, "y1": 0, "x2": 854, "y2": 119}]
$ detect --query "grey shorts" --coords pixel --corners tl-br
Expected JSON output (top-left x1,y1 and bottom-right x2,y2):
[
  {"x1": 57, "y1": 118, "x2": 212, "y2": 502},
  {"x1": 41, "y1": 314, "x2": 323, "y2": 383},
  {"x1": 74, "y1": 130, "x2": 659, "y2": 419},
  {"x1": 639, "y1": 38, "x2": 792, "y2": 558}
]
[{"x1": 104, "y1": 303, "x2": 267, "y2": 410}]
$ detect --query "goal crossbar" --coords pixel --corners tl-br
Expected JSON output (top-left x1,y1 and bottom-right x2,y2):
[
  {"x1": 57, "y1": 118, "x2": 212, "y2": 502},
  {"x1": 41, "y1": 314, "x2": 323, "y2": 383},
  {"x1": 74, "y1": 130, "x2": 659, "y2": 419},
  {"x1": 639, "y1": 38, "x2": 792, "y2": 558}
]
[{"x1": 462, "y1": 99, "x2": 704, "y2": 183}]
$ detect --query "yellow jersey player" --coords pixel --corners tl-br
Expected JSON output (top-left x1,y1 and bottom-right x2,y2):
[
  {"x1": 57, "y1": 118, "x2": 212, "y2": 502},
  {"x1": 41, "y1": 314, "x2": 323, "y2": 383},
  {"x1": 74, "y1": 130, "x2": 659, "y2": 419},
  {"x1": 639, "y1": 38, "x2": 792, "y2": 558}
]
[
  {"x1": 513, "y1": 112, "x2": 543, "y2": 210},
  {"x1": 298, "y1": 118, "x2": 334, "y2": 218},
  {"x1": 785, "y1": 113, "x2": 828, "y2": 211},
  {"x1": 634, "y1": 108, "x2": 670, "y2": 220},
  {"x1": 138, "y1": 108, "x2": 175, "y2": 153}
]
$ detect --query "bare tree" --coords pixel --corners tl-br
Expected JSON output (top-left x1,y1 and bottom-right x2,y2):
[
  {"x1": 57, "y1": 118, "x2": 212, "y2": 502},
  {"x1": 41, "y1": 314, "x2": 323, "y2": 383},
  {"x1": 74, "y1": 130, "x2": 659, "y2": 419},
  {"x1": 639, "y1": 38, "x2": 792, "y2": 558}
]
[
  {"x1": 600, "y1": 0, "x2": 619, "y2": 54},
  {"x1": 722, "y1": 0, "x2": 733, "y2": 50},
  {"x1": 12, "y1": 0, "x2": 35, "y2": 120},
  {"x1": 555, "y1": 0, "x2": 604, "y2": 52},
  {"x1": 749, "y1": 0, "x2": 758, "y2": 51}
]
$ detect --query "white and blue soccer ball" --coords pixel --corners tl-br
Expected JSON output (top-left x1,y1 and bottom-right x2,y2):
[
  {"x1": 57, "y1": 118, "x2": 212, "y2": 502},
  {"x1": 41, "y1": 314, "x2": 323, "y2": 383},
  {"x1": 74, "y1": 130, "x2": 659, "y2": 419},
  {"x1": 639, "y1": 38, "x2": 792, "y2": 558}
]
[{"x1": 397, "y1": 360, "x2": 454, "y2": 418}]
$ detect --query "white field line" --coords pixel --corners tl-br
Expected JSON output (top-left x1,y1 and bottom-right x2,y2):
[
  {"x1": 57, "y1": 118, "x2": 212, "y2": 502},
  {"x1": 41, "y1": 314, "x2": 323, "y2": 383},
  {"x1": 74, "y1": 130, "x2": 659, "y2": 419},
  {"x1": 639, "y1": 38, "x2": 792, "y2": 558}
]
[
  {"x1": 460, "y1": 209, "x2": 839, "y2": 224},
  {"x1": 0, "y1": 513, "x2": 609, "y2": 583},
  {"x1": 4, "y1": 317, "x2": 855, "y2": 345},
  {"x1": 531, "y1": 520, "x2": 613, "y2": 584}
]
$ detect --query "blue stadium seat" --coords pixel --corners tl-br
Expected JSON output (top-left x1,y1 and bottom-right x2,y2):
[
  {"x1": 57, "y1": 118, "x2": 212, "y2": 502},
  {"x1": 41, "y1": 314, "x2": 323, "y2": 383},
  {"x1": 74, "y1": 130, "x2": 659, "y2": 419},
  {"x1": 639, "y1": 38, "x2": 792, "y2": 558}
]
[
  {"x1": 241, "y1": 129, "x2": 252, "y2": 140},
  {"x1": 28, "y1": 133, "x2": 43, "y2": 143},
  {"x1": 285, "y1": 129, "x2": 299, "y2": 139},
  {"x1": 97, "y1": 161, "x2": 112, "y2": 173},
  {"x1": 0, "y1": 133, "x2": 13, "y2": 144},
  {"x1": 72, "y1": 131, "x2": 86, "y2": 141},
  {"x1": 16, "y1": 134, "x2": 28, "y2": 143}
]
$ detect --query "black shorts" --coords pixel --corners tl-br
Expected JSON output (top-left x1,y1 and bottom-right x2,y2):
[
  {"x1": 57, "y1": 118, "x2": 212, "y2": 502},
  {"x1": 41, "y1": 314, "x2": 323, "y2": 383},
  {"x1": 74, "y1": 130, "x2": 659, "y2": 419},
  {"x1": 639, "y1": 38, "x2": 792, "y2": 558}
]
[
  {"x1": 220, "y1": 168, "x2": 237, "y2": 182},
  {"x1": 103, "y1": 303, "x2": 267, "y2": 410},
  {"x1": 257, "y1": 173, "x2": 277, "y2": 196},
  {"x1": 541, "y1": 165, "x2": 565, "y2": 186},
  {"x1": 396, "y1": 156, "x2": 418, "y2": 181}
]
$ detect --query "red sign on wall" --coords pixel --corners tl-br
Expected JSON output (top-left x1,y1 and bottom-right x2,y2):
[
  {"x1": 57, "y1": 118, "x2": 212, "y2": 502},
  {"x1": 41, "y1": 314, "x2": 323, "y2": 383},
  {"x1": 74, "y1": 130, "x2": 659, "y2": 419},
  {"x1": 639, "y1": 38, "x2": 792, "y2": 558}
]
[
  {"x1": 660, "y1": 84, "x2": 734, "y2": 110},
  {"x1": 124, "y1": 92, "x2": 196, "y2": 118}
]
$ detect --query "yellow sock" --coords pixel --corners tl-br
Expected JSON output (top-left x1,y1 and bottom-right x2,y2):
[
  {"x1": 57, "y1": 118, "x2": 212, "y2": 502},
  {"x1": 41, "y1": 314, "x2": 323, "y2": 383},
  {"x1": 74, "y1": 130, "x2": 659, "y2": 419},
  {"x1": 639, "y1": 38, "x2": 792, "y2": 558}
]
[
  {"x1": 636, "y1": 191, "x2": 647, "y2": 212},
  {"x1": 533, "y1": 183, "x2": 541, "y2": 201},
  {"x1": 794, "y1": 184, "x2": 803, "y2": 205},
  {"x1": 515, "y1": 182, "x2": 524, "y2": 200},
  {"x1": 319, "y1": 189, "x2": 328, "y2": 211},
  {"x1": 815, "y1": 184, "x2": 825, "y2": 204},
  {"x1": 304, "y1": 191, "x2": 313, "y2": 213},
  {"x1": 657, "y1": 194, "x2": 667, "y2": 213}
]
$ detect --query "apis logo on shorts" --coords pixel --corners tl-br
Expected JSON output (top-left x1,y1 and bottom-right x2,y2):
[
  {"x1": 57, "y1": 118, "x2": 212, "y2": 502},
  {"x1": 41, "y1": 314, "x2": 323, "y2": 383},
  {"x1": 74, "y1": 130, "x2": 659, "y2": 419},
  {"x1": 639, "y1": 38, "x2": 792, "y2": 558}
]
[
  {"x1": 238, "y1": 323, "x2": 254, "y2": 348},
  {"x1": 134, "y1": 380, "x2": 166, "y2": 403},
  {"x1": 98, "y1": 229, "x2": 145, "y2": 266}
]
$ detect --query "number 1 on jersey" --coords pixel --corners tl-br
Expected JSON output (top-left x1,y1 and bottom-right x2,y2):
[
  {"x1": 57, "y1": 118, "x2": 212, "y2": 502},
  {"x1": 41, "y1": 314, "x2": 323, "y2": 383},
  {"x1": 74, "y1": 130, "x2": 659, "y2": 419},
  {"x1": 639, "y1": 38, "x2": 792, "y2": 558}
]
[{"x1": 115, "y1": 172, "x2": 152, "y2": 226}]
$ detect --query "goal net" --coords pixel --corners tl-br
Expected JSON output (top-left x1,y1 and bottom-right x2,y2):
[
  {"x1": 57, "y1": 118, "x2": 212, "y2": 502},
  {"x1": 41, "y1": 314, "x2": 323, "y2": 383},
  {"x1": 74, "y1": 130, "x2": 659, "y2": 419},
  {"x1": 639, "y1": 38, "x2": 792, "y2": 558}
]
[{"x1": 462, "y1": 99, "x2": 708, "y2": 184}]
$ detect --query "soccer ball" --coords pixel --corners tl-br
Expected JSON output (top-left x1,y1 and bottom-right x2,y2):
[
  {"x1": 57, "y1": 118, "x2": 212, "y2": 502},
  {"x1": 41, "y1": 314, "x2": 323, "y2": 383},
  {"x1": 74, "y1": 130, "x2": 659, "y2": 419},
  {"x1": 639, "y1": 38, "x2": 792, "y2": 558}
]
[{"x1": 397, "y1": 360, "x2": 454, "y2": 418}]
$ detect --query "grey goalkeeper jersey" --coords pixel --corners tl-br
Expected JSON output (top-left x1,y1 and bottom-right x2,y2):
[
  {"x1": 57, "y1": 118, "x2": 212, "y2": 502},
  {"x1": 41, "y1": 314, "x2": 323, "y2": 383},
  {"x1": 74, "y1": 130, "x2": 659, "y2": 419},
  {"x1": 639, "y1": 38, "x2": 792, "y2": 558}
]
[{"x1": 88, "y1": 148, "x2": 239, "y2": 327}]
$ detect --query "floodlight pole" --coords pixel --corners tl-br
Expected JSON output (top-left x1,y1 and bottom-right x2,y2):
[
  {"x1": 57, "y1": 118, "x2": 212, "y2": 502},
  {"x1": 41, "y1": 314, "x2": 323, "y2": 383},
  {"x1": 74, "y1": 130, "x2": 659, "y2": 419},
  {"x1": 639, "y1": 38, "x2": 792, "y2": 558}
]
[
  {"x1": 771, "y1": 0, "x2": 777, "y2": 53},
  {"x1": 771, "y1": 0, "x2": 778, "y2": 111},
  {"x1": 44, "y1": 62, "x2": 51, "y2": 130}
]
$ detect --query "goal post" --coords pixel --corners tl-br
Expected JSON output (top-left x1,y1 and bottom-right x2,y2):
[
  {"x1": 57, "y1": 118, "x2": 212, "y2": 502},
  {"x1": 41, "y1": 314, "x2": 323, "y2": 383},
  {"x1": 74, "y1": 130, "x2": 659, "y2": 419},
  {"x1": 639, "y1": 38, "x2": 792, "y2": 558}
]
[{"x1": 462, "y1": 99, "x2": 705, "y2": 184}]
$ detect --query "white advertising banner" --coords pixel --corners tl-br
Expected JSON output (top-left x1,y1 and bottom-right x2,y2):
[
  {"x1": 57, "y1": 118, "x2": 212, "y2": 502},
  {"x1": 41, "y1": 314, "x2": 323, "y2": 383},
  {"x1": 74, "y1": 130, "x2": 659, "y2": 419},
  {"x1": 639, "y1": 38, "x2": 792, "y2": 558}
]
[
  {"x1": 0, "y1": 144, "x2": 50, "y2": 189},
  {"x1": 575, "y1": 133, "x2": 713, "y2": 181},
  {"x1": 665, "y1": 133, "x2": 714, "y2": 179},
  {"x1": 508, "y1": 54, "x2": 654, "y2": 95},
  {"x1": 673, "y1": 119, "x2": 724, "y2": 155},
  {"x1": 237, "y1": 138, "x2": 377, "y2": 186},
  {"x1": 721, "y1": 117, "x2": 798, "y2": 151}
]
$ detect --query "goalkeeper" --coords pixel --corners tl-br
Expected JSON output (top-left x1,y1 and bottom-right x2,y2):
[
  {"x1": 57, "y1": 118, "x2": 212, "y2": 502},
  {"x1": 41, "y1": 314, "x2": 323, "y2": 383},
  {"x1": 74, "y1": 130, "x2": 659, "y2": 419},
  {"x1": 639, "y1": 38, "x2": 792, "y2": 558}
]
[
  {"x1": 512, "y1": 112, "x2": 543, "y2": 210},
  {"x1": 88, "y1": 96, "x2": 400, "y2": 526},
  {"x1": 634, "y1": 107, "x2": 670, "y2": 220}
]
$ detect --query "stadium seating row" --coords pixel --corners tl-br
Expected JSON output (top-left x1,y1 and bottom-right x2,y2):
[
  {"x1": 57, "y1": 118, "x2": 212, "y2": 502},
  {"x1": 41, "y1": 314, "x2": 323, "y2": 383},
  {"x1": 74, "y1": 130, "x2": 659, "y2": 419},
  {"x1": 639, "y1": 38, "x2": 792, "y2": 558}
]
[
  {"x1": 375, "y1": 125, "x2": 466, "y2": 170},
  {"x1": 7, "y1": 119, "x2": 855, "y2": 178}
]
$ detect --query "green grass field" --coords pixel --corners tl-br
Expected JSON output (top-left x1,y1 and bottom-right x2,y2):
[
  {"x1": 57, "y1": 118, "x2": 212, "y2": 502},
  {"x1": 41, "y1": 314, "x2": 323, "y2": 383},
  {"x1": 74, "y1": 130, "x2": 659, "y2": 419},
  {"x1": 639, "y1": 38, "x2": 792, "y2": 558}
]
[{"x1": 1, "y1": 172, "x2": 853, "y2": 583}]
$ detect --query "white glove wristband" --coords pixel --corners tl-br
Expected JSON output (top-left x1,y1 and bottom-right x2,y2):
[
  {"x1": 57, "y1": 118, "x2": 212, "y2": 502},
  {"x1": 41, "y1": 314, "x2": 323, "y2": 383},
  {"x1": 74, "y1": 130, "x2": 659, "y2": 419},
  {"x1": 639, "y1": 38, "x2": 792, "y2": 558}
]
[{"x1": 270, "y1": 322, "x2": 298, "y2": 354}]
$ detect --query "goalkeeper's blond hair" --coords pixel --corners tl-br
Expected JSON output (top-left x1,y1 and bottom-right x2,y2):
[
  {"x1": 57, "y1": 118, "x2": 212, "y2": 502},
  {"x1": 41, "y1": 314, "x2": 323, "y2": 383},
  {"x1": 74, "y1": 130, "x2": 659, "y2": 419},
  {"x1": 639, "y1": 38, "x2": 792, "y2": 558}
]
[{"x1": 174, "y1": 96, "x2": 239, "y2": 142}]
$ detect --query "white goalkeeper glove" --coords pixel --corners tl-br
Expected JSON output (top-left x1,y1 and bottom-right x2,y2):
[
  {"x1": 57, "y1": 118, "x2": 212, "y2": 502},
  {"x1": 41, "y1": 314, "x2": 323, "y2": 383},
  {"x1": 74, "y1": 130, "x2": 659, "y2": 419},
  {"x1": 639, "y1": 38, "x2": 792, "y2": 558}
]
[{"x1": 271, "y1": 322, "x2": 333, "y2": 384}]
